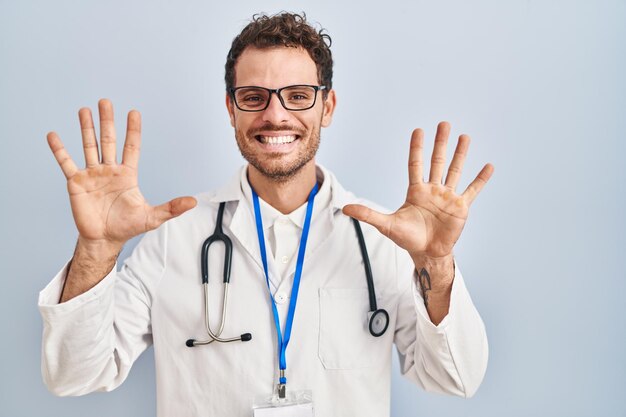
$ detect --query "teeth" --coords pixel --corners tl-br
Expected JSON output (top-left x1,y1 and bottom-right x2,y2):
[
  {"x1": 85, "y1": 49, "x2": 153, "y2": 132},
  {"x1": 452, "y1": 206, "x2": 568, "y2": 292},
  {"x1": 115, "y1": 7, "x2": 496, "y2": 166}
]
[{"x1": 261, "y1": 135, "x2": 296, "y2": 145}]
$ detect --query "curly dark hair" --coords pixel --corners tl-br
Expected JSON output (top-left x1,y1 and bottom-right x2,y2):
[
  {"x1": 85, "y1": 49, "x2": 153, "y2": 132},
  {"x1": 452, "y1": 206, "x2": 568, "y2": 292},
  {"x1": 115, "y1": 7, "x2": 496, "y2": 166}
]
[{"x1": 225, "y1": 12, "x2": 333, "y2": 98}]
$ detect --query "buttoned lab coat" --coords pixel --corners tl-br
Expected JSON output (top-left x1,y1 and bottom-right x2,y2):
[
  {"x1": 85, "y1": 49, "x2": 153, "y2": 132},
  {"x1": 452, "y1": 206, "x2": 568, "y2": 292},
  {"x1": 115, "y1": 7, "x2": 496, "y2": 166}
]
[{"x1": 39, "y1": 166, "x2": 488, "y2": 417}]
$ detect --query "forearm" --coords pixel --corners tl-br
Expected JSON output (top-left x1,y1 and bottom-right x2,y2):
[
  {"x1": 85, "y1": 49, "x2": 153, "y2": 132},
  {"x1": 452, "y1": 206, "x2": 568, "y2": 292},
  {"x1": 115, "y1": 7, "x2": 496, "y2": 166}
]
[
  {"x1": 40, "y1": 230, "x2": 158, "y2": 395},
  {"x1": 410, "y1": 252, "x2": 455, "y2": 325},
  {"x1": 40, "y1": 261, "x2": 133, "y2": 396},
  {"x1": 60, "y1": 237, "x2": 122, "y2": 303},
  {"x1": 394, "y1": 255, "x2": 488, "y2": 397}
]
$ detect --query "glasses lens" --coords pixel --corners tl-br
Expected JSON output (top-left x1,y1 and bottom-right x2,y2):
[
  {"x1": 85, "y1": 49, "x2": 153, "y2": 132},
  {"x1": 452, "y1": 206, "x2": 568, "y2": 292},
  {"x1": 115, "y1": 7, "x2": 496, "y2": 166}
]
[
  {"x1": 234, "y1": 87, "x2": 270, "y2": 111},
  {"x1": 280, "y1": 86, "x2": 317, "y2": 110}
]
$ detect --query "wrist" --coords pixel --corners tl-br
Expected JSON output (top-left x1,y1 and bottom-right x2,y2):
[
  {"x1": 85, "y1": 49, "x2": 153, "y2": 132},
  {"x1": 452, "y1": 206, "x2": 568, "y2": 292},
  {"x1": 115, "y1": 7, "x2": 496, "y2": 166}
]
[
  {"x1": 76, "y1": 235, "x2": 124, "y2": 261},
  {"x1": 410, "y1": 252, "x2": 455, "y2": 292},
  {"x1": 60, "y1": 238, "x2": 121, "y2": 303},
  {"x1": 410, "y1": 251, "x2": 453, "y2": 263}
]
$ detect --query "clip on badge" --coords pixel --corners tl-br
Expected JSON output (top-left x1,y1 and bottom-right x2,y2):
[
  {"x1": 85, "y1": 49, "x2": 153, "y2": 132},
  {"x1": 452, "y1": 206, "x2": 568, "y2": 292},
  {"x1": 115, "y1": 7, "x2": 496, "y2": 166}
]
[{"x1": 252, "y1": 389, "x2": 314, "y2": 416}]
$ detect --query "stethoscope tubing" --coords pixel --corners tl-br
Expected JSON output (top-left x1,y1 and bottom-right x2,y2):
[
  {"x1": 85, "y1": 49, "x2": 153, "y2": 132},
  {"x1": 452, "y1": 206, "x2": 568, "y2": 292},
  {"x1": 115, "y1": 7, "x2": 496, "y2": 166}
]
[
  {"x1": 187, "y1": 201, "x2": 390, "y2": 347},
  {"x1": 351, "y1": 218, "x2": 378, "y2": 312},
  {"x1": 187, "y1": 202, "x2": 252, "y2": 347},
  {"x1": 201, "y1": 202, "x2": 232, "y2": 284},
  {"x1": 190, "y1": 283, "x2": 244, "y2": 345}
]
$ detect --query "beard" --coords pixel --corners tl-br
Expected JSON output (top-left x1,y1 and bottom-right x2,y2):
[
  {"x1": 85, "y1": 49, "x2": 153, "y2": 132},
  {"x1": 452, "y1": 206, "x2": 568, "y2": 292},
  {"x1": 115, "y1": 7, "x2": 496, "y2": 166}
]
[{"x1": 235, "y1": 122, "x2": 321, "y2": 183}]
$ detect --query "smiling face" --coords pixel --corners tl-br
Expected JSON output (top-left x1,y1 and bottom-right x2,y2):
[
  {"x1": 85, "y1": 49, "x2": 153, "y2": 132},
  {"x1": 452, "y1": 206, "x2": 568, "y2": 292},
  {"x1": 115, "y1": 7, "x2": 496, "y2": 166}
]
[{"x1": 226, "y1": 46, "x2": 336, "y2": 182}]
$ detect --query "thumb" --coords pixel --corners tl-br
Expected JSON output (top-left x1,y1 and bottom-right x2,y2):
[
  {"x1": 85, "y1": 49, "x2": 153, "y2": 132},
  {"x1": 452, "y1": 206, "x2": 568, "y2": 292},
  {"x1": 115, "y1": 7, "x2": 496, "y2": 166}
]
[
  {"x1": 342, "y1": 204, "x2": 392, "y2": 237},
  {"x1": 148, "y1": 196, "x2": 198, "y2": 230}
]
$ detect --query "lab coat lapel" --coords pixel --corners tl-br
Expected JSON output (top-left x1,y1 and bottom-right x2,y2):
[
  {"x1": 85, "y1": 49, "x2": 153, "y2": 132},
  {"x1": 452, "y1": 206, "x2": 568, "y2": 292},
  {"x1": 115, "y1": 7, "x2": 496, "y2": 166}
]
[
  {"x1": 229, "y1": 201, "x2": 283, "y2": 291},
  {"x1": 282, "y1": 166, "x2": 356, "y2": 278},
  {"x1": 277, "y1": 211, "x2": 329, "y2": 288},
  {"x1": 296, "y1": 198, "x2": 333, "y2": 269},
  {"x1": 210, "y1": 167, "x2": 282, "y2": 291},
  {"x1": 229, "y1": 200, "x2": 262, "y2": 271}
]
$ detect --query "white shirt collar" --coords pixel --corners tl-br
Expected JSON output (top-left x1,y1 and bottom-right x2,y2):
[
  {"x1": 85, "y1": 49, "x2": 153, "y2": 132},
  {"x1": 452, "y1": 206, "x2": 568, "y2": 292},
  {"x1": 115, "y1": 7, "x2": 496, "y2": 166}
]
[
  {"x1": 239, "y1": 165, "x2": 332, "y2": 230},
  {"x1": 207, "y1": 164, "x2": 357, "y2": 289},
  {"x1": 209, "y1": 164, "x2": 353, "y2": 213}
]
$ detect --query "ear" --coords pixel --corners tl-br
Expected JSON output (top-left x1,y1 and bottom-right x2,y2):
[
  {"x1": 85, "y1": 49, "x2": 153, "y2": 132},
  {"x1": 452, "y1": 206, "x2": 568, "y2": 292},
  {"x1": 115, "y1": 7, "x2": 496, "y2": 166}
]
[
  {"x1": 321, "y1": 89, "x2": 337, "y2": 128},
  {"x1": 225, "y1": 93, "x2": 236, "y2": 127}
]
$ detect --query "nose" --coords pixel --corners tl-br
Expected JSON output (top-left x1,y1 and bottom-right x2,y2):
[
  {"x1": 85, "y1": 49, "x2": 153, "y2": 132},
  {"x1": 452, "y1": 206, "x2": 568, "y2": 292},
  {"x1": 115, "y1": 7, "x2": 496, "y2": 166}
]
[{"x1": 261, "y1": 92, "x2": 291, "y2": 125}]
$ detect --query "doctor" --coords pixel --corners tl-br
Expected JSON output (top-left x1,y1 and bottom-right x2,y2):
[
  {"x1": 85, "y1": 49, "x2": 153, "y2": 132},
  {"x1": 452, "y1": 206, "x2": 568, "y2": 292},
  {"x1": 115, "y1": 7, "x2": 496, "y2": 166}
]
[{"x1": 40, "y1": 12, "x2": 494, "y2": 417}]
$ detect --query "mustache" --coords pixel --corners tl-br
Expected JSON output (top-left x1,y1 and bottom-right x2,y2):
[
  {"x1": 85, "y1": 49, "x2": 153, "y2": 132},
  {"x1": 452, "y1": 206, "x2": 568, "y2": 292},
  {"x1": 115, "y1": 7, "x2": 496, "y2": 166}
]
[{"x1": 247, "y1": 123, "x2": 306, "y2": 137}]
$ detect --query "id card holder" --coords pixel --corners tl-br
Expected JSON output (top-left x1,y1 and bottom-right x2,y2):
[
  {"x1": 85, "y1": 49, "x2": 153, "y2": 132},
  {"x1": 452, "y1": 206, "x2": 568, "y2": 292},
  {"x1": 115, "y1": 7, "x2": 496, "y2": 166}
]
[{"x1": 252, "y1": 389, "x2": 314, "y2": 416}]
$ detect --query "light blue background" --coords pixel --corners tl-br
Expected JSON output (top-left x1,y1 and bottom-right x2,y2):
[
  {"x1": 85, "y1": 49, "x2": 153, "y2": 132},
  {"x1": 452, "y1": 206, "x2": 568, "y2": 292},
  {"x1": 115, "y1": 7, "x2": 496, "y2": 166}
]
[{"x1": 1, "y1": 1, "x2": 625, "y2": 416}]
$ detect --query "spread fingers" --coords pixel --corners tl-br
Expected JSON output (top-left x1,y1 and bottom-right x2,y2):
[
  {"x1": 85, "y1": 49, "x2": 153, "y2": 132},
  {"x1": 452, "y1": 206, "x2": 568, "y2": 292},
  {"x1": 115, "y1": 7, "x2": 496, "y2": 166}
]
[
  {"x1": 79, "y1": 107, "x2": 99, "y2": 167},
  {"x1": 122, "y1": 110, "x2": 142, "y2": 169},
  {"x1": 428, "y1": 121, "x2": 450, "y2": 184},
  {"x1": 98, "y1": 99, "x2": 117, "y2": 165},
  {"x1": 47, "y1": 132, "x2": 78, "y2": 179},
  {"x1": 444, "y1": 134, "x2": 470, "y2": 190},
  {"x1": 462, "y1": 163, "x2": 494, "y2": 205}
]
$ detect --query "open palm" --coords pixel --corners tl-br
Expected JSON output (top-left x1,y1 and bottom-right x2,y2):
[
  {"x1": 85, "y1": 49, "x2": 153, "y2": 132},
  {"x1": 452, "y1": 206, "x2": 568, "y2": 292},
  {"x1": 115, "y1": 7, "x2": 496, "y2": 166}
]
[
  {"x1": 47, "y1": 99, "x2": 196, "y2": 247},
  {"x1": 343, "y1": 122, "x2": 493, "y2": 259}
]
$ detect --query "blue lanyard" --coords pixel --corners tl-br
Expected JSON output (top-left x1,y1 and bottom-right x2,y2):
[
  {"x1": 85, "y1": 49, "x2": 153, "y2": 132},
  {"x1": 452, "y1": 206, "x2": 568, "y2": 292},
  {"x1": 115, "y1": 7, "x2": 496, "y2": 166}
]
[{"x1": 251, "y1": 183, "x2": 318, "y2": 386}]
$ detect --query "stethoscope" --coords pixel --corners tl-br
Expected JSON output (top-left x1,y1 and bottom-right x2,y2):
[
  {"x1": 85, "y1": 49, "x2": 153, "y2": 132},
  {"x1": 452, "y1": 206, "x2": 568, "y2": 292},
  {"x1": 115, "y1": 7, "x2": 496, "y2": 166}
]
[{"x1": 186, "y1": 202, "x2": 390, "y2": 348}]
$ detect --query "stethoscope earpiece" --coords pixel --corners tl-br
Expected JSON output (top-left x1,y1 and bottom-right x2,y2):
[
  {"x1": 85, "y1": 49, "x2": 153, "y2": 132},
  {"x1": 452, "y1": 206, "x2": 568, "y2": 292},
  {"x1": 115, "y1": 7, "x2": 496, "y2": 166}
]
[{"x1": 186, "y1": 332, "x2": 252, "y2": 348}]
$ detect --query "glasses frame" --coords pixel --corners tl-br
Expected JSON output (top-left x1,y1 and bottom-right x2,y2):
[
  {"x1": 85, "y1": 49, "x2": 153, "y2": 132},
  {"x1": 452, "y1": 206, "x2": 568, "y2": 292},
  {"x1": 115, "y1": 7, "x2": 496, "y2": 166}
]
[{"x1": 229, "y1": 84, "x2": 327, "y2": 112}]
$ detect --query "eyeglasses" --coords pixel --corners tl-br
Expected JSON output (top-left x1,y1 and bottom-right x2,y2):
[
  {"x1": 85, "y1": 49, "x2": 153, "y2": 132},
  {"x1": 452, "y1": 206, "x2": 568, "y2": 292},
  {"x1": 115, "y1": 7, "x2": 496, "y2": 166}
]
[{"x1": 229, "y1": 84, "x2": 327, "y2": 112}]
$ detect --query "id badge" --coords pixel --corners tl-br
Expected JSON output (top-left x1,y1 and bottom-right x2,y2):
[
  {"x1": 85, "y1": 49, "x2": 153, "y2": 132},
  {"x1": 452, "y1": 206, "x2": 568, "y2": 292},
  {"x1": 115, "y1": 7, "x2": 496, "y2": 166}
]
[{"x1": 252, "y1": 389, "x2": 314, "y2": 417}]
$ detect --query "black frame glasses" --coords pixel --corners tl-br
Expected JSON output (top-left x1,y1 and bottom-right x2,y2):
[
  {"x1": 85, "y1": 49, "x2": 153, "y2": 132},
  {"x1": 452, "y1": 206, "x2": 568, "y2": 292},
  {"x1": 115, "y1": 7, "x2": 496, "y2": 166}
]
[{"x1": 229, "y1": 84, "x2": 327, "y2": 112}]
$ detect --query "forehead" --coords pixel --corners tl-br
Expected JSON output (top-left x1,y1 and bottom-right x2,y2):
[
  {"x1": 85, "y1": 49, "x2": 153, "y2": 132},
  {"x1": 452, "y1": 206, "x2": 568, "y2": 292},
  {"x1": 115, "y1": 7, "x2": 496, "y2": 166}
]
[{"x1": 234, "y1": 46, "x2": 319, "y2": 88}]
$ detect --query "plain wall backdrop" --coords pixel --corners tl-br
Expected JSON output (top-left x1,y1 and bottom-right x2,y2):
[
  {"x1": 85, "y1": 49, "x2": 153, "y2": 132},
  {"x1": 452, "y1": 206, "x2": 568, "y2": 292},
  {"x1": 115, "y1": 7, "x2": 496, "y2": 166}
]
[{"x1": 1, "y1": 0, "x2": 625, "y2": 416}]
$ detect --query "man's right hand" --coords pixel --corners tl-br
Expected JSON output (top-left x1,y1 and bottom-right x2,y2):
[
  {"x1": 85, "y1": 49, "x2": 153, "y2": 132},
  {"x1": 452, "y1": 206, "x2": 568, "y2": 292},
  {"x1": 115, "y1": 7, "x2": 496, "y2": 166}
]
[{"x1": 47, "y1": 99, "x2": 197, "y2": 302}]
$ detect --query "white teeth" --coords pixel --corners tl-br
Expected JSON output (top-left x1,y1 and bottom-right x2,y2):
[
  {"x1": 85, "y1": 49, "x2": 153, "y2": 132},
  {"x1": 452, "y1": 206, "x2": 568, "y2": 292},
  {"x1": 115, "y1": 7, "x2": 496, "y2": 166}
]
[{"x1": 261, "y1": 135, "x2": 296, "y2": 145}]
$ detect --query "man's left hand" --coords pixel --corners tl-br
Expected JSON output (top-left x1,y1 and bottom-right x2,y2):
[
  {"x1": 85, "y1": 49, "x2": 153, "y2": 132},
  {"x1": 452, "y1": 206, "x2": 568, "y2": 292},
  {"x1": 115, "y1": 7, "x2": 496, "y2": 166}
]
[{"x1": 343, "y1": 121, "x2": 493, "y2": 270}]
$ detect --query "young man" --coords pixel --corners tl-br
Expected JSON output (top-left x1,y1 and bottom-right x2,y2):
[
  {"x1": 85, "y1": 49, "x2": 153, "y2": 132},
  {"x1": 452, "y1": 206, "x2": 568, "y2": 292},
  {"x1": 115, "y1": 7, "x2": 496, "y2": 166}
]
[{"x1": 41, "y1": 12, "x2": 493, "y2": 417}]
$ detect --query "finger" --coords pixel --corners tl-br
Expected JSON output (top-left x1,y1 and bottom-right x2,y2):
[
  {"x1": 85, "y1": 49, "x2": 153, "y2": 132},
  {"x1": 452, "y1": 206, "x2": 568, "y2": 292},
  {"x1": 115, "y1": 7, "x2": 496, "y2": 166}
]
[
  {"x1": 342, "y1": 204, "x2": 393, "y2": 237},
  {"x1": 78, "y1": 107, "x2": 99, "y2": 167},
  {"x1": 98, "y1": 98, "x2": 117, "y2": 165},
  {"x1": 122, "y1": 110, "x2": 141, "y2": 169},
  {"x1": 47, "y1": 132, "x2": 79, "y2": 179},
  {"x1": 429, "y1": 121, "x2": 451, "y2": 184},
  {"x1": 147, "y1": 197, "x2": 198, "y2": 230},
  {"x1": 462, "y1": 163, "x2": 494, "y2": 205},
  {"x1": 408, "y1": 128, "x2": 424, "y2": 185},
  {"x1": 444, "y1": 134, "x2": 470, "y2": 190}
]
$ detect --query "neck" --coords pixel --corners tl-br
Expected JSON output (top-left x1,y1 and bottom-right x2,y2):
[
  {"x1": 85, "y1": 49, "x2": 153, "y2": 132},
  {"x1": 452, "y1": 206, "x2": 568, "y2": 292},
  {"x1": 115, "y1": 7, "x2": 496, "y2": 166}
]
[{"x1": 247, "y1": 161, "x2": 318, "y2": 214}]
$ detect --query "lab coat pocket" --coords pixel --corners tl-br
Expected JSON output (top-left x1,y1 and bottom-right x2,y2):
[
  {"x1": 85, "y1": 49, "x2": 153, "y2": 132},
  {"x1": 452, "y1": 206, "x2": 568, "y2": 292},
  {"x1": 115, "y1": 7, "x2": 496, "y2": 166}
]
[{"x1": 318, "y1": 288, "x2": 382, "y2": 370}]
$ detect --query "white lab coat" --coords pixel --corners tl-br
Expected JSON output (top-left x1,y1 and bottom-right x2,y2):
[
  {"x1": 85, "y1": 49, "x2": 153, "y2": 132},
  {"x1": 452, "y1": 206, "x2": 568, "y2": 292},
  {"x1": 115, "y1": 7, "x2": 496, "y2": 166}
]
[{"x1": 39, "y1": 165, "x2": 488, "y2": 417}]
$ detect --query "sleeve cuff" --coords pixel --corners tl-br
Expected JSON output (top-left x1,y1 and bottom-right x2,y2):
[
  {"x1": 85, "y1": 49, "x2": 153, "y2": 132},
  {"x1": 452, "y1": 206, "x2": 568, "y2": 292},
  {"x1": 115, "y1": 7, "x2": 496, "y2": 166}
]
[{"x1": 38, "y1": 260, "x2": 118, "y2": 319}]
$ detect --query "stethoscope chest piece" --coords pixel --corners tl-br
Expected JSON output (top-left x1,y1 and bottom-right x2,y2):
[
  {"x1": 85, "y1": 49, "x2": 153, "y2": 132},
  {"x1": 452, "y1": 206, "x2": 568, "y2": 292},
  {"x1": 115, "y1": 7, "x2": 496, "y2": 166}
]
[
  {"x1": 351, "y1": 217, "x2": 389, "y2": 338},
  {"x1": 368, "y1": 308, "x2": 389, "y2": 337},
  {"x1": 188, "y1": 202, "x2": 391, "y2": 348}
]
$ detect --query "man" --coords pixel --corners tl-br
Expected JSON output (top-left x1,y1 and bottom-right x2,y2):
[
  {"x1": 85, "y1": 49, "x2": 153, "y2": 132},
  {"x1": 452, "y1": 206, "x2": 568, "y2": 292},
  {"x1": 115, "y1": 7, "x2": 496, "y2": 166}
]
[{"x1": 40, "y1": 12, "x2": 493, "y2": 417}]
